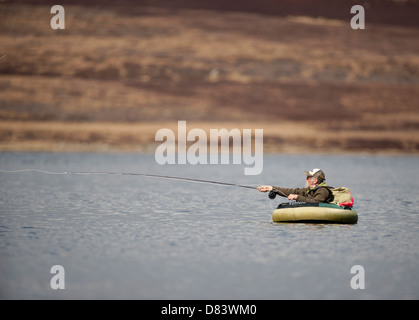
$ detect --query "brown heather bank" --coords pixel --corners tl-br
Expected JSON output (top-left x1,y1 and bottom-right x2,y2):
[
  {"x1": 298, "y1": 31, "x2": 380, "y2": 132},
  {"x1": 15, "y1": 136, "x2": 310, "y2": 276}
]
[
  {"x1": 1, "y1": 120, "x2": 418, "y2": 155},
  {"x1": 1, "y1": 1, "x2": 418, "y2": 154}
]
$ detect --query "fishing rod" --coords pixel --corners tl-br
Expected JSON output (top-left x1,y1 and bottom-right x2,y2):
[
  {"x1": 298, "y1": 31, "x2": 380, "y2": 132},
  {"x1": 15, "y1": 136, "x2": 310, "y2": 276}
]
[{"x1": 0, "y1": 169, "x2": 257, "y2": 190}]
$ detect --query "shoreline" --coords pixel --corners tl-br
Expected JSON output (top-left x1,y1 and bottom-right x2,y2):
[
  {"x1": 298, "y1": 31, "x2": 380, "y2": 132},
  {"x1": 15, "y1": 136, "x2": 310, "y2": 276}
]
[
  {"x1": 2, "y1": 147, "x2": 418, "y2": 156},
  {"x1": 1, "y1": 120, "x2": 418, "y2": 156}
]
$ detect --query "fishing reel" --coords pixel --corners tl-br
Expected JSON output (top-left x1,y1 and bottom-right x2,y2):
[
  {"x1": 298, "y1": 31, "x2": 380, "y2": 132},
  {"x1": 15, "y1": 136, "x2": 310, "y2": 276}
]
[{"x1": 268, "y1": 190, "x2": 277, "y2": 199}]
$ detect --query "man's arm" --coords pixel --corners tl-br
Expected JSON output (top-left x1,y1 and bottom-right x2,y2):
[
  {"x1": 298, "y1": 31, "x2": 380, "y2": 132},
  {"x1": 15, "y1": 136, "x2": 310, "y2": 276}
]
[
  {"x1": 272, "y1": 186, "x2": 306, "y2": 199},
  {"x1": 294, "y1": 188, "x2": 331, "y2": 203}
]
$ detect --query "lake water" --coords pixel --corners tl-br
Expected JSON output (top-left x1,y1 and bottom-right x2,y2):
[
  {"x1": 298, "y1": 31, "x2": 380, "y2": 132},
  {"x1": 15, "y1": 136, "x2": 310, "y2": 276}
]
[{"x1": 0, "y1": 152, "x2": 418, "y2": 299}]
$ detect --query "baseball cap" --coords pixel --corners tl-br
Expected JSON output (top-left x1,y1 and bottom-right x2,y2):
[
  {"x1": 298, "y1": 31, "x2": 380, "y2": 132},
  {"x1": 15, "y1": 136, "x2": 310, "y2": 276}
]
[{"x1": 304, "y1": 168, "x2": 325, "y2": 181}]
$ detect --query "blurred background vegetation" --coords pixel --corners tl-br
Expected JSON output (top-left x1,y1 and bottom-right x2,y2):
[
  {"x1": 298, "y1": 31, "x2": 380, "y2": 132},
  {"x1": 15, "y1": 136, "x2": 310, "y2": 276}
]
[{"x1": 1, "y1": 0, "x2": 418, "y2": 153}]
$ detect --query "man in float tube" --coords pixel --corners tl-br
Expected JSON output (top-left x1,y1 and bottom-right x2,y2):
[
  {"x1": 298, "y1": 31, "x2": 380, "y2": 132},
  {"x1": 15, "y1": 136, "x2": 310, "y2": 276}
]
[{"x1": 257, "y1": 168, "x2": 333, "y2": 203}]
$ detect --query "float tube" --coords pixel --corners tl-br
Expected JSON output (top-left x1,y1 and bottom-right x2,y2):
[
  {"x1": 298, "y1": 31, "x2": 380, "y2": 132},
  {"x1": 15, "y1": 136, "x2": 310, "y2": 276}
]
[{"x1": 272, "y1": 202, "x2": 358, "y2": 224}]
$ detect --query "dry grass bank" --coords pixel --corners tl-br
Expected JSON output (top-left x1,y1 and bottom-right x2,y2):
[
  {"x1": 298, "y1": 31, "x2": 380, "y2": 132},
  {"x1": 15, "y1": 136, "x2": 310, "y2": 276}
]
[{"x1": 1, "y1": 1, "x2": 418, "y2": 154}]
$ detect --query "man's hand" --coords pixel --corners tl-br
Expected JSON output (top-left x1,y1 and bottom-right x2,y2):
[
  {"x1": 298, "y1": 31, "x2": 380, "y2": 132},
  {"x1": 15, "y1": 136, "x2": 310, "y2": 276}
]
[
  {"x1": 257, "y1": 185, "x2": 273, "y2": 192},
  {"x1": 287, "y1": 194, "x2": 298, "y2": 200}
]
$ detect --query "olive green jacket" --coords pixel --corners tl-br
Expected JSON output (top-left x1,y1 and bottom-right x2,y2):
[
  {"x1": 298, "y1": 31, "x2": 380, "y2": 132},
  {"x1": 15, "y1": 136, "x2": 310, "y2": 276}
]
[{"x1": 272, "y1": 183, "x2": 334, "y2": 203}]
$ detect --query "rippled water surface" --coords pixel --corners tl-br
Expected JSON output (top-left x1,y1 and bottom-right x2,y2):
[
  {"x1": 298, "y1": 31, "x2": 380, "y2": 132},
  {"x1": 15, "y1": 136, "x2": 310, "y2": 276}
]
[{"x1": 0, "y1": 153, "x2": 418, "y2": 299}]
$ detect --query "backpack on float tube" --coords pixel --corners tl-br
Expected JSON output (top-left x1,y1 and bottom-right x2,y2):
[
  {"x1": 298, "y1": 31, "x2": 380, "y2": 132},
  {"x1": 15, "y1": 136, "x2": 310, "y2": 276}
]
[{"x1": 331, "y1": 187, "x2": 354, "y2": 208}]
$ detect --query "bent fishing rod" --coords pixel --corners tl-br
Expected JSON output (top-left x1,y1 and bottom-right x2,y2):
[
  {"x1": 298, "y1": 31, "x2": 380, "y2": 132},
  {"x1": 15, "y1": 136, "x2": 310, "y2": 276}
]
[{"x1": 0, "y1": 169, "x2": 257, "y2": 190}]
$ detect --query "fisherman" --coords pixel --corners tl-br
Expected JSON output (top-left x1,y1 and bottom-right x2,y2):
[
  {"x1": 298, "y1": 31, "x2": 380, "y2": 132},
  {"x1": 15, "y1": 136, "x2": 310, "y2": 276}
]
[{"x1": 257, "y1": 168, "x2": 334, "y2": 203}]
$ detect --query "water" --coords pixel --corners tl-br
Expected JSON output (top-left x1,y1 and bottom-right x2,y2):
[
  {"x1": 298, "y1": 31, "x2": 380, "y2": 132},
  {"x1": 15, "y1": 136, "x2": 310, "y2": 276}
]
[{"x1": 0, "y1": 152, "x2": 418, "y2": 299}]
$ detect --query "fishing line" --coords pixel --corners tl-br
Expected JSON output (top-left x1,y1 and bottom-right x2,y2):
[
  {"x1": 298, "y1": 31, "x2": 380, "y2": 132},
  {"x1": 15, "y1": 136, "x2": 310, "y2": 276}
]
[
  {"x1": 269, "y1": 199, "x2": 274, "y2": 213},
  {"x1": 0, "y1": 169, "x2": 66, "y2": 175},
  {"x1": 0, "y1": 169, "x2": 257, "y2": 190}
]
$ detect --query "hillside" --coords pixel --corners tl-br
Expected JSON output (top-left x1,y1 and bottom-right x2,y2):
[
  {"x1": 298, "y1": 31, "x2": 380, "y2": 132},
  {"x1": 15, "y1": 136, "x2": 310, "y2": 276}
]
[{"x1": 1, "y1": 0, "x2": 418, "y2": 153}]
